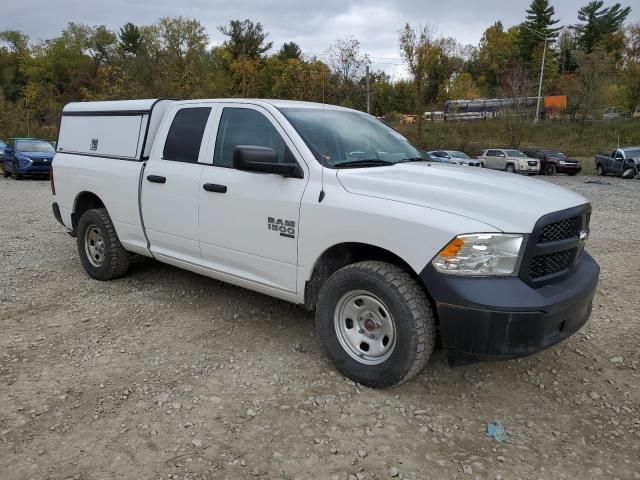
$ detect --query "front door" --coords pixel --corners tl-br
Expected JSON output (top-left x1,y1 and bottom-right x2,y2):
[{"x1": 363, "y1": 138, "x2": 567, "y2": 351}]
[
  {"x1": 198, "y1": 104, "x2": 308, "y2": 294},
  {"x1": 141, "y1": 105, "x2": 215, "y2": 265}
]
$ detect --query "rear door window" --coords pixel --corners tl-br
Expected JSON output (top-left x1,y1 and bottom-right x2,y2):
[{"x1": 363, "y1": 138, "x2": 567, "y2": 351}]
[{"x1": 163, "y1": 107, "x2": 212, "y2": 163}]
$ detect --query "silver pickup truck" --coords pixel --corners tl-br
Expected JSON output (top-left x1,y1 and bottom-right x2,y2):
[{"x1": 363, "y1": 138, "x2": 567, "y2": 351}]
[{"x1": 595, "y1": 147, "x2": 640, "y2": 178}]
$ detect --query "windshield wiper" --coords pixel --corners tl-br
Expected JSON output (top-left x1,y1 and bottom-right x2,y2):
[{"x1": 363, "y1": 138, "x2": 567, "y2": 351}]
[
  {"x1": 397, "y1": 157, "x2": 430, "y2": 163},
  {"x1": 333, "y1": 159, "x2": 396, "y2": 168}
]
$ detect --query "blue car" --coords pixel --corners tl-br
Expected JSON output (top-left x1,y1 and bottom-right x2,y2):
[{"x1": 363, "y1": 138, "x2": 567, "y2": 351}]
[{"x1": 3, "y1": 138, "x2": 55, "y2": 179}]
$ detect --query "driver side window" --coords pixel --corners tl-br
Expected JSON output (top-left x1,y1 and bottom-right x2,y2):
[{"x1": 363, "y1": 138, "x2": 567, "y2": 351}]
[{"x1": 214, "y1": 108, "x2": 288, "y2": 168}]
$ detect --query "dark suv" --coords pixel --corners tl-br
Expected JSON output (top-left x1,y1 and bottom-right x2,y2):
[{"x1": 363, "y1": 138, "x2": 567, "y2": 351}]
[{"x1": 522, "y1": 149, "x2": 581, "y2": 176}]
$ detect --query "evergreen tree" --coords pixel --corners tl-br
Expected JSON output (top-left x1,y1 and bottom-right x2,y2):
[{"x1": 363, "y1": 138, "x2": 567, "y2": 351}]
[
  {"x1": 118, "y1": 23, "x2": 143, "y2": 56},
  {"x1": 218, "y1": 19, "x2": 273, "y2": 60},
  {"x1": 574, "y1": 1, "x2": 631, "y2": 53},
  {"x1": 277, "y1": 41, "x2": 302, "y2": 61},
  {"x1": 519, "y1": 0, "x2": 561, "y2": 63}
]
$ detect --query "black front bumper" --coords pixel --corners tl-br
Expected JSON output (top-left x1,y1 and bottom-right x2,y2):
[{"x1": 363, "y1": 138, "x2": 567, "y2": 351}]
[{"x1": 421, "y1": 252, "x2": 599, "y2": 364}]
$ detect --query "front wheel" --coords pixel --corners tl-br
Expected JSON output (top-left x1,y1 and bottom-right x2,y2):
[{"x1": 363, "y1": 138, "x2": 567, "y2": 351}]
[
  {"x1": 76, "y1": 208, "x2": 130, "y2": 280},
  {"x1": 506, "y1": 164, "x2": 515, "y2": 173},
  {"x1": 545, "y1": 164, "x2": 556, "y2": 176},
  {"x1": 315, "y1": 261, "x2": 435, "y2": 388}
]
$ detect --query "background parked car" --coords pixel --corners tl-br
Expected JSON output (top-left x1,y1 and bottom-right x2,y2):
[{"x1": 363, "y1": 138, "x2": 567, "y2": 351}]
[
  {"x1": 522, "y1": 149, "x2": 582, "y2": 176},
  {"x1": 0, "y1": 139, "x2": 6, "y2": 175},
  {"x1": 428, "y1": 150, "x2": 481, "y2": 166},
  {"x1": 3, "y1": 138, "x2": 55, "y2": 179},
  {"x1": 477, "y1": 148, "x2": 540, "y2": 174},
  {"x1": 603, "y1": 106, "x2": 625, "y2": 120},
  {"x1": 595, "y1": 147, "x2": 640, "y2": 178}
]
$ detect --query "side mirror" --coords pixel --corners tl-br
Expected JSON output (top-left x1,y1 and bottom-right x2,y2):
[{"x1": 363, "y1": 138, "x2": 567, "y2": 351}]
[{"x1": 233, "y1": 145, "x2": 303, "y2": 179}]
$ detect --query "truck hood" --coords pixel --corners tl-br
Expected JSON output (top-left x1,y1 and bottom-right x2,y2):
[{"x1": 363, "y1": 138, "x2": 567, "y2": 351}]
[{"x1": 336, "y1": 163, "x2": 588, "y2": 233}]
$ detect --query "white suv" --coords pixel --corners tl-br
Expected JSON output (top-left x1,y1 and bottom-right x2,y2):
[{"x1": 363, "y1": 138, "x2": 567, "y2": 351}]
[{"x1": 478, "y1": 148, "x2": 540, "y2": 174}]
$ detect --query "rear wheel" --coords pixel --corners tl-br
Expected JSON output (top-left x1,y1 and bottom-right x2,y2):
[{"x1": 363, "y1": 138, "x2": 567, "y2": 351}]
[
  {"x1": 76, "y1": 208, "x2": 130, "y2": 280},
  {"x1": 1, "y1": 162, "x2": 9, "y2": 178},
  {"x1": 315, "y1": 261, "x2": 435, "y2": 388},
  {"x1": 597, "y1": 164, "x2": 605, "y2": 176},
  {"x1": 506, "y1": 164, "x2": 515, "y2": 173},
  {"x1": 545, "y1": 164, "x2": 556, "y2": 176}
]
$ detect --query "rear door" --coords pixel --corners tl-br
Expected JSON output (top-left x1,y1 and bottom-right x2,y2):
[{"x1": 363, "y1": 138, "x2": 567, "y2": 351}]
[
  {"x1": 141, "y1": 104, "x2": 216, "y2": 265},
  {"x1": 485, "y1": 150, "x2": 500, "y2": 169},
  {"x1": 197, "y1": 103, "x2": 308, "y2": 294}
]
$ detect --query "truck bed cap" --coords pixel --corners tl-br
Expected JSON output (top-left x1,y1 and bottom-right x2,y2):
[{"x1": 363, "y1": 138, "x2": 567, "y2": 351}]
[{"x1": 63, "y1": 99, "x2": 168, "y2": 115}]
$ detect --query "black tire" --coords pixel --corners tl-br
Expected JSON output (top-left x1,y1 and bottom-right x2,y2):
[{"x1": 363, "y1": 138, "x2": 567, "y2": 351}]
[
  {"x1": 506, "y1": 163, "x2": 515, "y2": 173},
  {"x1": 2, "y1": 163, "x2": 9, "y2": 178},
  {"x1": 315, "y1": 261, "x2": 435, "y2": 388},
  {"x1": 545, "y1": 164, "x2": 556, "y2": 176},
  {"x1": 596, "y1": 164, "x2": 605, "y2": 176},
  {"x1": 76, "y1": 208, "x2": 130, "y2": 280}
]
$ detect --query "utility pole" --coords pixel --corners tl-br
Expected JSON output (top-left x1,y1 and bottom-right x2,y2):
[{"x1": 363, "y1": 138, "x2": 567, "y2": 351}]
[
  {"x1": 534, "y1": 38, "x2": 548, "y2": 124},
  {"x1": 521, "y1": 24, "x2": 550, "y2": 124},
  {"x1": 365, "y1": 65, "x2": 370, "y2": 114}
]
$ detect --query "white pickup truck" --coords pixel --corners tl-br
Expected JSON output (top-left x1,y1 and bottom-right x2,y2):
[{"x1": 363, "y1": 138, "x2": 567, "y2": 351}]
[{"x1": 51, "y1": 99, "x2": 600, "y2": 387}]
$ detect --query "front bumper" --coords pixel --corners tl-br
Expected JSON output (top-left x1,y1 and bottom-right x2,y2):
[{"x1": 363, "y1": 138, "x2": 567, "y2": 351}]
[
  {"x1": 16, "y1": 165, "x2": 51, "y2": 175},
  {"x1": 421, "y1": 251, "x2": 599, "y2": 364},
  {"x1": 557, "y1": 163, "x2": 582, "y2": 174}
]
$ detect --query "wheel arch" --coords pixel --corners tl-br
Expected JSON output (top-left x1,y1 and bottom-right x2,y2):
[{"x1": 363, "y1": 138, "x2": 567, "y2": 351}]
[
  {"x1": 304, "y1": 242, "x2": 431, "y2": 311},
  {"x1": 71, "y1": 191, "x2": 106, "y2": 235}
]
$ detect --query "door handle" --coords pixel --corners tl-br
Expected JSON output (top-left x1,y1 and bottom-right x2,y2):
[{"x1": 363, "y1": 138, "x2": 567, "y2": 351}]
[
  {"x1": 147, "y1": 175, "x2": 166, "y2": 184},
  {"x1": 203, "y1": 183, "x2": 227, "y2": 193}
]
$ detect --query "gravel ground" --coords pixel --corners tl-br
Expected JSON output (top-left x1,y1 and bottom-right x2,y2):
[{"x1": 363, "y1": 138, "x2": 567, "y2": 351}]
[{"x1": 1, "y1": 175, "x2": 639, "y2": 480}]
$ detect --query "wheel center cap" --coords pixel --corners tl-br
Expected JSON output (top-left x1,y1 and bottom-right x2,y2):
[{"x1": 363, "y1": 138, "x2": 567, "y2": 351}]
[{"x1": 363, "y1": 318, "x2": 377, "y2": 331}]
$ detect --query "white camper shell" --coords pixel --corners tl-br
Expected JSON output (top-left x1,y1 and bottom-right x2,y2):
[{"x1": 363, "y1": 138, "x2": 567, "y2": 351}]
[{"x1": 58, "y1": 99, "x2": 174, "y2": 160}]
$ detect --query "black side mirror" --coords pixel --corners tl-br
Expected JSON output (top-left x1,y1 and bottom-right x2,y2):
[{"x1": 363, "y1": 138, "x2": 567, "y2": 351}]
[{"x1": 233, "y1": 145, "x2": 303, "y2": 179}]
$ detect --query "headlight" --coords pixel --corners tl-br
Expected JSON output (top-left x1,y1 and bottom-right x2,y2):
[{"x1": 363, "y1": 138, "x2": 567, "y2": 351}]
[
  {"x1": 558, "y1": 160, "x2": 567, "y2": 165},
  {"x1": 18, "y1": 158, "x2": 32, "y2": 168},
  {"x1": 432, "y1": 234, "x2": 525, "y2": 276}
]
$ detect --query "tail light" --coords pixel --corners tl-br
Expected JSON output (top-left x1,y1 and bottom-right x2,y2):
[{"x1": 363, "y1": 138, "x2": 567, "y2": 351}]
[{"x1": 50, "y1": 166, "x2": 56, "y2": 195}]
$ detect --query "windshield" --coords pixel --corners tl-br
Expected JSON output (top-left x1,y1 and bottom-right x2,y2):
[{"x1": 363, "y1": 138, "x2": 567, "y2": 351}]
[
  {"x1": 505, "y1": 150, "x2": 527, "y2": 158},
  {"x1": 15, "y1": 140, "x2": 55, "y2": 153},
  {"x1": 279, "y1": 107, "x2": 424, "y2": 167},
  {"x1": 624, "y1": 149, "x2": 640, "y2": 159},
  {"x1": 449, "y1": 151, "x2": 470, "y2": 159}
]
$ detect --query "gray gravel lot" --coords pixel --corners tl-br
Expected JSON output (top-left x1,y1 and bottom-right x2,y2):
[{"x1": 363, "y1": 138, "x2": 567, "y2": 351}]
[{"x1": 1, "y1": 175, "x2": 639, "y2": 480}]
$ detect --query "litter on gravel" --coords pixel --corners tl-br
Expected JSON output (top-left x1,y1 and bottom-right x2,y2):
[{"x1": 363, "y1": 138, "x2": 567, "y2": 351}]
[{"x1": 485, "y1": 421, "x2": 511, "y2": 444}]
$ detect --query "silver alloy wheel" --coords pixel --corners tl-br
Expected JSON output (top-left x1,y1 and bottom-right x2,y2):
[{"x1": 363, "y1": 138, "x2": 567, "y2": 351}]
[
  {"x1": 334, "y1": 290, "x2": 397, "y2": 365},
  {"x1": 84, "y1": 223, "x2": 106, "y2": 267}
]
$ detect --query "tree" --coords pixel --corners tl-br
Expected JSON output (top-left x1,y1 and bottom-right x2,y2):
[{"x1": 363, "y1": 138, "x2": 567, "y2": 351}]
[
  {"x1": 328, "y1": 37, "x2": 369, "y2": 105},
  {"x1": 477, "y1": 22, "x2": 521, "y2": 93},
  {"x1": 118, "y1": 23, "x2": 143, "y2": 56},
  {"x1": 573, "y1": 48, "x2": 612, "y2": 136},
  {"x1": 447, "y1": 72, "x2": 480, "y2": 100},
  {"x1": 500, "y1": 63, "x2": 531, "y2": 147},
  {"x1": 277, "y1": 41, "x2": 302, "y2": 61},
  {"x1": 574, "y1": 1, "x2": 631, "y2": 53},
  {"x1": 398, "y1": 24, "x2": 441, "y2": 142},
  {"x1": 519, "y1": 0, "x2": 561, "y2": 64},
  {"x1": 218, "y1": 19, "x2": 272, "y2": 60}
]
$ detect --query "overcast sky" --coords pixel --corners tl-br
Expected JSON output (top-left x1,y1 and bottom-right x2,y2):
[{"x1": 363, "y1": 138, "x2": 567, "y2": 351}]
[{"x1": 2, "y1": 0, "x2": 638, "y2": 79}]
